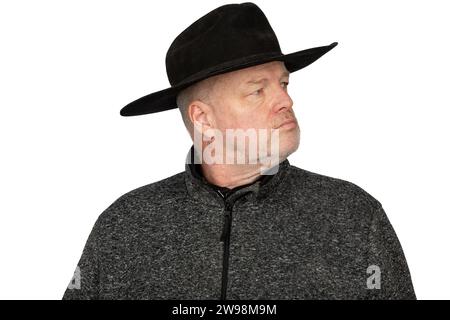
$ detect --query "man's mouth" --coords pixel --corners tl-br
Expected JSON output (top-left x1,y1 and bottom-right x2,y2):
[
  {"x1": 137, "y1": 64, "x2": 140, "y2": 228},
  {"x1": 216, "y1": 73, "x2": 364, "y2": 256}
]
[{"x1": 275, "y1": 119, "x2": 297, "y2": 129}]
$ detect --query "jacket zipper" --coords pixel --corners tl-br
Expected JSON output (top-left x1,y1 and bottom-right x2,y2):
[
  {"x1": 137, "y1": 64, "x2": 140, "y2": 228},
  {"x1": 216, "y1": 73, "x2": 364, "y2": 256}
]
[{"x1": 217, "y1": 190, "x2": 232, "y2": 300}]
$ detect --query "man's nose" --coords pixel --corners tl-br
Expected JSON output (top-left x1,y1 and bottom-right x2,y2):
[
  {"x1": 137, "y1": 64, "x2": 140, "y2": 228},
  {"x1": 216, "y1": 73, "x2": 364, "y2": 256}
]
[{"x1": 272, "y1": 86, "x2": 293, "y2": 113}]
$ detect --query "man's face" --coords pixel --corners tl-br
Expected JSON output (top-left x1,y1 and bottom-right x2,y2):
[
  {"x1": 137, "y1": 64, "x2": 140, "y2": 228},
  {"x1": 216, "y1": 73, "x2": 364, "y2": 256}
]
[{"x1": 207, "y1": 61, "x2": 300, "y2": 163}]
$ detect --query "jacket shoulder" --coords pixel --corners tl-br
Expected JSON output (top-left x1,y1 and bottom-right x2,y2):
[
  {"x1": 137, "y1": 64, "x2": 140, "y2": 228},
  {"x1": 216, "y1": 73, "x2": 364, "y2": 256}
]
[
  {"x1": 287, "y1": 164, "x2": 382, "y2": 210},
  {"x1": 94, "y1": 171, "x2": 187, "y2": 224},
  {"x1": 118, "y1": 171, "x2": 187, "y2": 203}
]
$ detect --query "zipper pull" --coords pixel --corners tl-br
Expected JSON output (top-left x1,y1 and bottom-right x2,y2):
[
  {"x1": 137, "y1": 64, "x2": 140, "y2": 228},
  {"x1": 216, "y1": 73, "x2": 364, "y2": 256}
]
[{"x1": 217, "y1": 189, "x2": 225, "y2": 199}]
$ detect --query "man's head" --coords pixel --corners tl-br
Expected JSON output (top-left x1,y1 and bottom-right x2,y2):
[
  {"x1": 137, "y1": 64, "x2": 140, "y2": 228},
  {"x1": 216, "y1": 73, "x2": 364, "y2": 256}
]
[{"x1": 177, "y1": 60, "x2": 300, "y2": 165}]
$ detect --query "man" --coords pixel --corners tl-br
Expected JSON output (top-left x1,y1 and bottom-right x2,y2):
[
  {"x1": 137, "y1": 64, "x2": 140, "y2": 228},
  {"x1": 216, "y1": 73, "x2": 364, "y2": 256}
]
[{"x1": 63, "y1": 2, "x2": 416, "y2": 299}]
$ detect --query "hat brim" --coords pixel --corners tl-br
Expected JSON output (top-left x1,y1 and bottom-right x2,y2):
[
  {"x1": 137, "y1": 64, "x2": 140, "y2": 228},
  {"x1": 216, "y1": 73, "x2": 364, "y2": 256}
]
[{"x1": 120, "y1": 42, "x2": 338, "y2": 116}]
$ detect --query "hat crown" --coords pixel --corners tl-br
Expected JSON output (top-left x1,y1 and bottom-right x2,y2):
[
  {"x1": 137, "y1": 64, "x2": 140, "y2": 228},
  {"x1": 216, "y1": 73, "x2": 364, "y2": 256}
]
[{"x1": 165, "y1": 2, "x2": 282, "y2": 86}]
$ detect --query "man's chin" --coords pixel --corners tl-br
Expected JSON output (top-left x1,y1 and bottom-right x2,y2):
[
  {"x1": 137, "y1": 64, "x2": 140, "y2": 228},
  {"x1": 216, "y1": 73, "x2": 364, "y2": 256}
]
[{"x1": 278, "y1": 130, "x2": 300, "y2": 158}]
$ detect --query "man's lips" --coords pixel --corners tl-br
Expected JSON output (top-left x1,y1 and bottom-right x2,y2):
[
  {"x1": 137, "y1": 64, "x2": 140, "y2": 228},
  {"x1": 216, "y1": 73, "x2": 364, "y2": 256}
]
[{"x1": 275, "y1": 119, "x2": 297, "y2": 129}]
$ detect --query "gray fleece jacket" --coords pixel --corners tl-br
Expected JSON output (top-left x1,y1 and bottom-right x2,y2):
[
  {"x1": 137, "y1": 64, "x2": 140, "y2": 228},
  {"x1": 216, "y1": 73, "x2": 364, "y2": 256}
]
[{"x1": 63, "y1": 146, "x2": 416, "y2": 300}]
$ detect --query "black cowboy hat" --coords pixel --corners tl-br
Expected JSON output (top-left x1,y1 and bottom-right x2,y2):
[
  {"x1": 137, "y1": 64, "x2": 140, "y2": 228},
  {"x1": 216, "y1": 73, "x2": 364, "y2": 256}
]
[{"x1": 120, "y1": 2, "x2": 338, "y2": 116}]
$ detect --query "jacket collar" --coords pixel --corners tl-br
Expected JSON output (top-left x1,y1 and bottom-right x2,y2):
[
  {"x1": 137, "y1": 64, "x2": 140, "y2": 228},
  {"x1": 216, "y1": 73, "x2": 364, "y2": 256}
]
[{"x1": 184, "y1": 144, "x2": 290, "y2": 206}]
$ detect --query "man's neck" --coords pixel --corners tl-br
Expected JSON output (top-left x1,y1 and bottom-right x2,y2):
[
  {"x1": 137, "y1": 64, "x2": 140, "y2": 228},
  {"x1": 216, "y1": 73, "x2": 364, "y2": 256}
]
[
  {"x1": 200, "y1": 163, "x2": 264, "y2": 189},
  {"x1": 189, "y1": 144, "x2": 283, "y2": 190}
]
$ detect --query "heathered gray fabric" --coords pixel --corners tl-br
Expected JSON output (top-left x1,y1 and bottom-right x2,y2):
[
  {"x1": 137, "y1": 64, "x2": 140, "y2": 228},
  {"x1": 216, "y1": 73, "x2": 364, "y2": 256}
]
[{"x1": 63, "y1": 146, "x2": 416, "y2": 300}]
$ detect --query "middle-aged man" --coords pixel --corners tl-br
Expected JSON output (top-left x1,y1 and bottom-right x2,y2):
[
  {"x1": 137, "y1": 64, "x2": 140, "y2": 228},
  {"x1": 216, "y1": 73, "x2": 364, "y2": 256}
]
[{"x1": 63, "y1": 2, "x2": 416, "y2": 299}]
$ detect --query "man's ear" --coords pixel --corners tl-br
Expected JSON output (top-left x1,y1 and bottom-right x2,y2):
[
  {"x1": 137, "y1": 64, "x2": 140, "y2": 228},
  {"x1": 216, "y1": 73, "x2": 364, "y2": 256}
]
[{"x1": 189, "y1": 100, "x2": 214, "y2": 133}]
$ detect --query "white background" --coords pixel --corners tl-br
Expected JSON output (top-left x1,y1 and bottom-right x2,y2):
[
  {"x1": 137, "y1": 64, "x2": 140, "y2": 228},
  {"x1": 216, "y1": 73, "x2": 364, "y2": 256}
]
[{"x1": 1, "y1": 0, "x2": 449, "y2": 300}]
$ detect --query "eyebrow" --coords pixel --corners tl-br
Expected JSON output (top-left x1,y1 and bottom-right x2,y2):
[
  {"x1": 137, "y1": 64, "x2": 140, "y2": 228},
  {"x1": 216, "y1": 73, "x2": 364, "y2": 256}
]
[{"x1": 245, "y1": 71, "x2": 290, "y2": 85}]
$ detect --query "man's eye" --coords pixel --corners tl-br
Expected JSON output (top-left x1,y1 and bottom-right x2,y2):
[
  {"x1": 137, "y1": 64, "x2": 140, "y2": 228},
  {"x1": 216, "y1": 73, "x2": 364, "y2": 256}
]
[
  {"x1": 281, "y1": 81, "x2": 289, "y2": 88},
  {"x1": 251, "y1": 88, "x2": 263, "y2": 96}
]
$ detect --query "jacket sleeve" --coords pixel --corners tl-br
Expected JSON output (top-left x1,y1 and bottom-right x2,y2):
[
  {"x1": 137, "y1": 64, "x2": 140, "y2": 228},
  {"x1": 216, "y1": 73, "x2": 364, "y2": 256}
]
[
  {"x1": 62, "y1": 215, "x2": 104, "y2": 300},
  {"x1": 365, "y1": 203, "x2": 416, "y2": 299}
]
